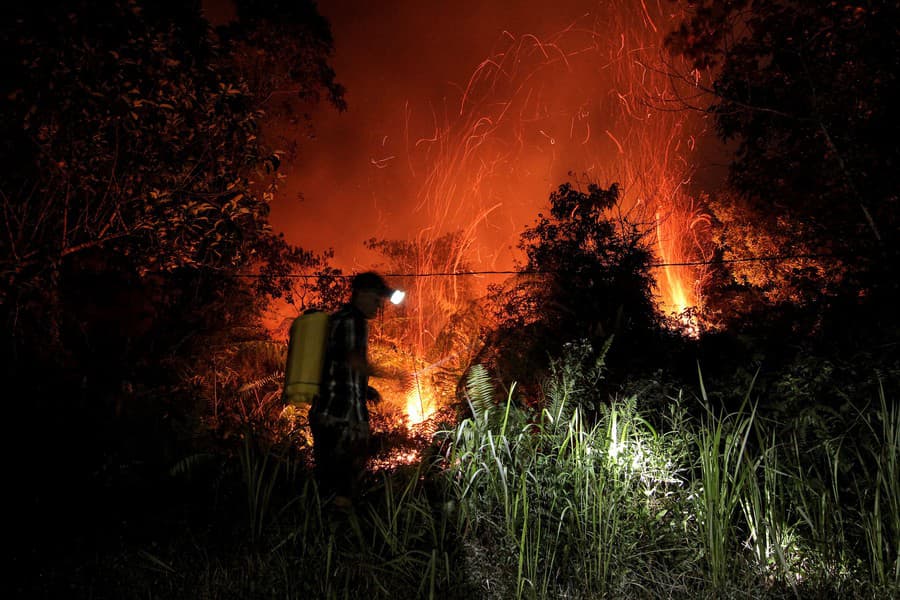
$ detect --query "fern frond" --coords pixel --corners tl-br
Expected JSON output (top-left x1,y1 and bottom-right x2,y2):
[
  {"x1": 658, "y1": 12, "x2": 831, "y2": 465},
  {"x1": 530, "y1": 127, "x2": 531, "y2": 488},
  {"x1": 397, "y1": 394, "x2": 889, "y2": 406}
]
[
  {"x1": 465, "y1": 364, "x2": 495, "y2": 423},
  {"x1": 238, "y1": 373, "x2": 283, "y2": 395},
  {"x1": 544, "y1": 374, "x2": 573, "y2": 427},
  {"x1": 595, "y1": 334, "x2": 614, "y2": 372}
]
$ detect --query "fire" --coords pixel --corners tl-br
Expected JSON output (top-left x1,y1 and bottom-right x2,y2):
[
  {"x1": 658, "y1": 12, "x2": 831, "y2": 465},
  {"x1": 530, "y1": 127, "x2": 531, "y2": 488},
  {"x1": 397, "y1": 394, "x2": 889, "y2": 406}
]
[
  {"x1": 384, "y1": 3, "x2": 713, "y2": 338},
  {"x1": 279, "y1": 1, "x2": 719, "y2": 426},
  {"x1": 369, "y1": 449, "x2": 420, "y2": 471},
  {"x1": 654, "y1": 201, "x2": 711, "y2": 336},
  {"x1": 365, "y1": 376, "x2": 438, "y2": 471},
  {"x1": 366, "y1": 4, "x2": 715, "y2": 420},
  {"x1": 655, "y1": 209, "x2": 694, "y2": 316},
  {"x1": 405, "y1": 383, "x2": 436, "y2": 428}
]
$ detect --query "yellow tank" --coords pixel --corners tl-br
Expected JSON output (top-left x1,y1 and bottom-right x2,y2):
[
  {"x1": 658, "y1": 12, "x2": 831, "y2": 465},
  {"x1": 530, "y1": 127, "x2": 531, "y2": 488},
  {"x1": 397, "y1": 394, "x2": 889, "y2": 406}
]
[{"x1": 283, "y1": 310, "x2": 329, "y2": 406}]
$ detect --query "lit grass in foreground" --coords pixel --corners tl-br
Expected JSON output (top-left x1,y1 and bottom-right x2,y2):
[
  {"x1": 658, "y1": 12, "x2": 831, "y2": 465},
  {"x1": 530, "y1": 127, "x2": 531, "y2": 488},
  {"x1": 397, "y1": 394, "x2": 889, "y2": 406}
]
[{"x1": 140, "y1": 364, "x2": 898, "y2": 599}]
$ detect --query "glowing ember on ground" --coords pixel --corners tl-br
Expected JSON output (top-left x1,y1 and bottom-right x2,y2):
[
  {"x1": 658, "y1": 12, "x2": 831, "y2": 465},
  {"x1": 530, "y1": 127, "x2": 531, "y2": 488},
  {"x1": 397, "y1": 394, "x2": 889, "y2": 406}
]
[{"x1": 369, "y1": 449, "x2": 421, "y2": 471}]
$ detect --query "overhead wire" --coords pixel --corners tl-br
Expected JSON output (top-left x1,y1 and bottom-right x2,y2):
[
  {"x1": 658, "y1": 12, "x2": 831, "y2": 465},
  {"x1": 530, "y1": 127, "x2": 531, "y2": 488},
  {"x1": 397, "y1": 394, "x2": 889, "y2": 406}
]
[{"x1": 230, "y1": 250, "x2": 850, "y2": 279}]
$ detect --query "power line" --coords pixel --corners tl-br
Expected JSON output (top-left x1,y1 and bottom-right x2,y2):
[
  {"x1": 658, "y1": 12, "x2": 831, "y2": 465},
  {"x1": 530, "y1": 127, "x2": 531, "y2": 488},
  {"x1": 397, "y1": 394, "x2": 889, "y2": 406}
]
[
  {"x1": 649, "y1": 252, "x2": 843, "y2": 268},
  {"x1": 231, "y1": 251, "x2": 848, "y2": 279}
]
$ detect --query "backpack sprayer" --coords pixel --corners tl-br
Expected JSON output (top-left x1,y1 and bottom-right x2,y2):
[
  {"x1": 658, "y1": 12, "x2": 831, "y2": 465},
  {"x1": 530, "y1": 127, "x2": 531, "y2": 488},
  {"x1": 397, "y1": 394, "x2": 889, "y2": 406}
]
[
  {"x1": 282, "y1": 282, "x2": 406, "y2": 407},
  {"x1": 283, "y1": 309, "x2": 330, "y2": 407}
]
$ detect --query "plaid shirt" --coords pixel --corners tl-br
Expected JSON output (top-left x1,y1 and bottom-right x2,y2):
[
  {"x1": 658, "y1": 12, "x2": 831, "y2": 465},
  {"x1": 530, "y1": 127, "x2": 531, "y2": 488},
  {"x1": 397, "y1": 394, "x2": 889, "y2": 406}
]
[{"x1": 311, "y1": 304, "x2": 369, "y2": 428}]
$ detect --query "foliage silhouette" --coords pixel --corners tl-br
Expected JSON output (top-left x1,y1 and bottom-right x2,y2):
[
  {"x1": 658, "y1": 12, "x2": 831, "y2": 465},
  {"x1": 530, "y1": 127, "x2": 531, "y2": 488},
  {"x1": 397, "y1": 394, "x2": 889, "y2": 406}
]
[{"x1": 485, "y1": 182, "x2": 660, "y2": 392}]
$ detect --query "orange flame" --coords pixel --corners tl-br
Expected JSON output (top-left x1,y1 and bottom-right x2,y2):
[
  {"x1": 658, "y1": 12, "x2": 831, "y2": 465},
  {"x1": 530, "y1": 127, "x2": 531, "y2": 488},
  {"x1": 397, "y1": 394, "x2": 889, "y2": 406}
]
[
  {"x1": 654, "y1": 206, "x2": 707, "y2": 336},
  {"x1": 405, "y1": 383, "x2": 436, "y2": 429},
  {"x1": 656, "y1": 211, "x2": 693, "y2": 315}
]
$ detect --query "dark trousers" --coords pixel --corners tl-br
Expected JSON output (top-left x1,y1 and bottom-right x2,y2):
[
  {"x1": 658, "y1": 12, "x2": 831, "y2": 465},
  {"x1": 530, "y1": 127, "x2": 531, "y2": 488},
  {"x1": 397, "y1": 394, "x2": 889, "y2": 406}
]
[{"x1": 310, "y1": 421, "x2": 369, "y2": 499}]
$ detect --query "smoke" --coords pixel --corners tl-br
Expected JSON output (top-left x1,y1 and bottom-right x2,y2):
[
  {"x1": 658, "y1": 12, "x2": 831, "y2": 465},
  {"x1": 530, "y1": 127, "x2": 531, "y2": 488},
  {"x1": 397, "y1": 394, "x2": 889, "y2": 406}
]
[{"x1": 269, "y1": 0, "x2": 723, "y2": 294}]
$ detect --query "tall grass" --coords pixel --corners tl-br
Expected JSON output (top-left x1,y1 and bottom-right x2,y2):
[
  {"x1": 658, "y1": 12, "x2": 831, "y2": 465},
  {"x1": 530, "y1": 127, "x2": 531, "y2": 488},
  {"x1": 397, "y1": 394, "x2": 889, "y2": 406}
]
[
  {"x1": 238, "y1": 432, "x2": 282, "y2": 542},
  {"x1": 444, "y1": 363, "x2": 695, "y2": 598},
  {"x1": 859, "y1": 384, "x2": 900, "y2": 591},
  {"x1": 740, "y1": 425, "x2": 798, "y2": 588},
  {"x1": 790, "y1": 426, "x2": 853, "y2": 586},
  {"x1": 135, "y1": 359, "x2": 897, "y2": 598},
  {"x1": 694, "y1": 368, "x2": 757, "y2": 589},
  {"x1": 441, "y1": 363, "x2": 898, "y2": 597}
]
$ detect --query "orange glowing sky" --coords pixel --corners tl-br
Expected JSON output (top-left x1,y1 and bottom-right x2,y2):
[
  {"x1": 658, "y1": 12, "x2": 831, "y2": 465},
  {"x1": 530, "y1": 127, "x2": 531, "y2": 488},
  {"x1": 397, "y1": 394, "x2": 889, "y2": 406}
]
[{"x1": 259, "y1": 0, "x2": 728, "y2": 288}]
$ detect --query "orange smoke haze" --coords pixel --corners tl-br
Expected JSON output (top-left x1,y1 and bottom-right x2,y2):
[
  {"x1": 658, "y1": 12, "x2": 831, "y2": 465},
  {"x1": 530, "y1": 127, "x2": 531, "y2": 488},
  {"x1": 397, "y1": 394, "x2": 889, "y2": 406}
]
[{"x1": 268, "y1": 1, "x2": 724, "y2": 283}]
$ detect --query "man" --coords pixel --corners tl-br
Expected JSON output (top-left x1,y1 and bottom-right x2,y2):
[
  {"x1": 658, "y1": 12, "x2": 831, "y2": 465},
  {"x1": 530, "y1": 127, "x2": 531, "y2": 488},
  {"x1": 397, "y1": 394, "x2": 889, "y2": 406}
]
[{"x1": 309, "y1": 271, "x2": 402, "y2": 507}]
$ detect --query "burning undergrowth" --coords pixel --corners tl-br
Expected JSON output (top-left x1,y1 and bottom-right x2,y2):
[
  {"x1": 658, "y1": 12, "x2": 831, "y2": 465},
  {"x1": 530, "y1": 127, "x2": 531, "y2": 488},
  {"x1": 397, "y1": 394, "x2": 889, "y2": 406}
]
[{"x1": 364, "y1": 333, "x2": 472, "y2": 470}]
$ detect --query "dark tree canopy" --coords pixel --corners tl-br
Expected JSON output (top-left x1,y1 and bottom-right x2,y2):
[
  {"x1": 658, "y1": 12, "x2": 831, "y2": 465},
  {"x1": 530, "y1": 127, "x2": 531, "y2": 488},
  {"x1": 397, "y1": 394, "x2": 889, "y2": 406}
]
[
  {"x1": 0, "y1": 0, "x2": 345, "y2": 363},
  {"x1": 668, "y1": 1, "x2": 900, "y2": 255},
  {"x1": 1, "y1": 0, "x2": 342, "y2": 282},
  {"x1": 0, "y1": 0, "x2": 348, "y2": 381},
  {"x1": 665, "y1": 1, "x2": 900, "y2": 386},
  {"x1": 487, "y1": 182, "x2": 659, "y2": 388},
  {"x1": 0, "y1": 4, "x2": 348, "y2": 528},
  {"x1": 224, "y1": 0, "x2": 346, "y2": 108}
]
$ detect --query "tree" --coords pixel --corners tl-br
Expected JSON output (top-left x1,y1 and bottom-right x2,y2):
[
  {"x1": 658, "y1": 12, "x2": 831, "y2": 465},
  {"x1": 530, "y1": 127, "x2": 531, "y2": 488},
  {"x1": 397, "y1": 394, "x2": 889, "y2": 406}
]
[
  {"x1": 486, "y1": 182, "x2": 659, "y2": 389},
  {"x1": 663, "y1": 2, "x2": 900, "y2": 424},
  {"x1": 667, "y1": 0, "x2": 899, "y2": 266},
  {"x1": 224, "y1": 0, "x2": 345, "y2": 104},
  {"x1": 0, "y1": 1, "x2": 347, "y2": 512},
  {"x1": 0, "y1": 0, "x2": 344, "y2": 367},
  {"x1": 218, "y1": 0, "x2": 347, "y2": 160}
]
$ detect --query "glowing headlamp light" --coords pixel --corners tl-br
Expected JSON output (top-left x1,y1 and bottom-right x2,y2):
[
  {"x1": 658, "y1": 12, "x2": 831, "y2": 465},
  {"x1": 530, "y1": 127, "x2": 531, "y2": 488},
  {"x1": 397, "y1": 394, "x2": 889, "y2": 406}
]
[{"x1": 389, "y1": 289, "x2": 406, "y2": 305}]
